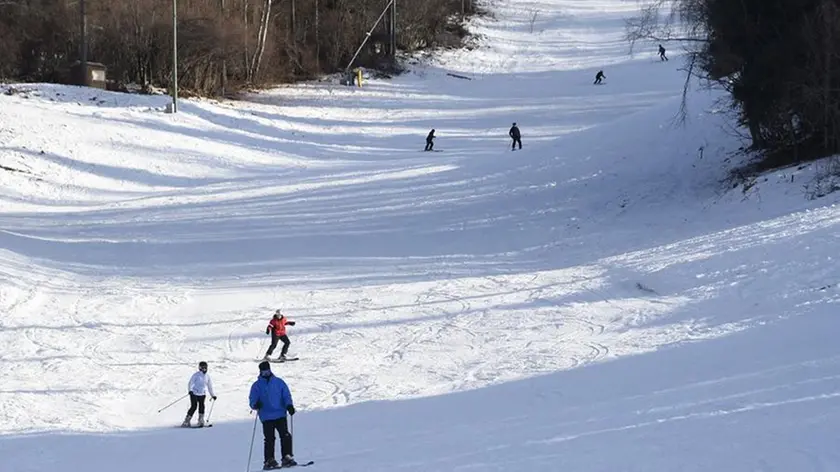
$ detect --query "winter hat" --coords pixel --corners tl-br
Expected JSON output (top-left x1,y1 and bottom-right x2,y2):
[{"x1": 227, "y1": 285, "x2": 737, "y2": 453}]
[
  {"x1": 259, "y1": 361, "x2": 272, "y2": 376},
  {"x1": 198, "y1": 361, "x2": 208, "y2": 370}
]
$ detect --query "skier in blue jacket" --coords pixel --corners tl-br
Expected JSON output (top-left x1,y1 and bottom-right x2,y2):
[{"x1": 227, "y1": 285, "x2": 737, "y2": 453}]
[{"x1": 250, "y1": 361, "x2": 297, "y2": 469}]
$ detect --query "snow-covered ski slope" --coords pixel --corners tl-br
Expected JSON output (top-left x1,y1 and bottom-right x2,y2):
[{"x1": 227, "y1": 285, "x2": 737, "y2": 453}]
[{"x1": 2, "y1": 0, "x2": 840, "y2": 470}]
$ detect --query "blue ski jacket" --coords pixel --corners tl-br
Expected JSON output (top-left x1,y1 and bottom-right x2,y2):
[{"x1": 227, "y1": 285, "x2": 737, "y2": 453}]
[{"x1": 249, "y1": 374, "x2": 294, "y2": 422}]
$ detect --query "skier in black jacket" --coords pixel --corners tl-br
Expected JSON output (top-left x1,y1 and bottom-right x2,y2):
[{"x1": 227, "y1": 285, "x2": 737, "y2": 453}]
[
  {"x1": 425, "y1": 129, "x2": 435, "y2": 151},
  {"x1": 594, "y1": 70, "x2": 605, "y2": 85},
  {"x1": 509, "y1": 123, "x2": 522, "y2": 150}
]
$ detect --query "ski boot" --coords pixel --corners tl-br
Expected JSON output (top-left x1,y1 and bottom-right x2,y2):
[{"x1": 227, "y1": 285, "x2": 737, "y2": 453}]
[
  {"x1": 277, "y1": 355, "x2": 287, "y2": 362},
  {"x1": 197, "y1": 414, "x2": 205, "y2": 427},
  {"x1": 263, "y1": 458, "x2": 280, "y2": 470},
  {"x1": 181, "y1": 414, "x2": 191, "y2": 428},
  {"x1": 281, "y1": 455, "x2": 297, "y2": 467}
]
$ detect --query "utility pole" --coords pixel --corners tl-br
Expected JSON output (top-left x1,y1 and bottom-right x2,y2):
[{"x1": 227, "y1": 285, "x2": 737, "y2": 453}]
[{"x1": 172, "y1": 0, "x2": 179, "y2": 113}]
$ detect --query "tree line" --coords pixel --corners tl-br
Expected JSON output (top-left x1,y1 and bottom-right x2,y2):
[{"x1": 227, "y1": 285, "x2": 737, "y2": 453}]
[
  {"x1": 0, "y1": 0, "x2": 476, "y2": 96},
  {"x1": 627, "y1": 0, "x2": 840, "y2": 170}
]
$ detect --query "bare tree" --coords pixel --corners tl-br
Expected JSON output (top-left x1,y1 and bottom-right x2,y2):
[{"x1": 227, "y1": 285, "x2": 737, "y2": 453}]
[
  {"x1": 0, "y1": 0, "x2": 479, "y2": 94},
  {"x1": 624, "y1": 0, "x2": 710, "y2": 124},
  {"x1": 249, "y1": 0, "x2": 272, "y2": 82},
  {"x1": 624, "y1": 0, "x2": 708, "y2": 52}
]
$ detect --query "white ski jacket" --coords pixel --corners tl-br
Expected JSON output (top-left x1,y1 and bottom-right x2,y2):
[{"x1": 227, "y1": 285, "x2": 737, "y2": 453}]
[{"x1": 188, "y1": 371, "x2": 216, "y2": 397}]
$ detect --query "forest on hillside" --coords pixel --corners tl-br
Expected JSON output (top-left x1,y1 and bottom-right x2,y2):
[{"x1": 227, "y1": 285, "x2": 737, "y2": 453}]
[
  {"x1": 628, "y1": 0, "x2": 840, "y2": 171},
  {"x1": 0, "y1": 0, "x2": 477, "y2": 95}
]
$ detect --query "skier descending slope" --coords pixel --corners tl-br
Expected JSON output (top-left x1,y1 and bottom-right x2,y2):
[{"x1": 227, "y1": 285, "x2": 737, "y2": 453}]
[
  {"x1": 182, "y1": 361, "x2": 216, "y2": 427},
  {"x1": 264, "y1": 310, "x2": 297, "y2": 361},
  {"x1": 425, "y1": 129, "x2": 436, "y2": 151},
  {"x1": 509, "y1": 122, "x2": 522, "y2": 150},
  {"x1": 594, "y1": 70, "x2": 606, "y2": 85},
  {"x1": 250, "y1": 361, "x2": 298, "y2": 469}
]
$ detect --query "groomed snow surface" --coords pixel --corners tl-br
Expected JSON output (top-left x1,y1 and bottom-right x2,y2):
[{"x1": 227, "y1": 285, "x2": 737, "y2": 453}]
[{"x1": 2, "y1": 0, "x2": 840, "y2": 470}]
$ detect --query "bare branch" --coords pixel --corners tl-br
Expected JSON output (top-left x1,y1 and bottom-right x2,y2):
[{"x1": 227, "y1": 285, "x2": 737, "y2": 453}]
[
  {"x1": 625, "y1": 0, "x2": 708, "y2": 54},
  {"x1": 673, "y1": 51, "x2": 697, "y2": 126}
]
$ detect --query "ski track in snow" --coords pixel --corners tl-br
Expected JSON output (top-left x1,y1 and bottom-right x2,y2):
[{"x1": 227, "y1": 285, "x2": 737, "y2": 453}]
[{"x1": 1, "y1": 0, "x2": 840, "y2": 469}]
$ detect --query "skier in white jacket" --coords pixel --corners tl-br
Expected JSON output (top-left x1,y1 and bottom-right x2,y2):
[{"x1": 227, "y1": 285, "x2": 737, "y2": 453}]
[{"x1": 182, "y1": 361, "x2": 217, "y2": 427}]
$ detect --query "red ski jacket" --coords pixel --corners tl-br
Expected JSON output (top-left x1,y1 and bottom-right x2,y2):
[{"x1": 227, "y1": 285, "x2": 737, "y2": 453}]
[{"x1": 267, "y1": 316, "x2": 295, "y2": 336}]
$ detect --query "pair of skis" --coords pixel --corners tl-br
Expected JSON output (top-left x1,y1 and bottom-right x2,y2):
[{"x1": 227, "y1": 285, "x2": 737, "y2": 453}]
[
  {"x1": 258, "y1": 357, "x2": 300, "y2": 363},
  {"x1": 260, "y1": 460, "x2": 315, "y2": 470}
]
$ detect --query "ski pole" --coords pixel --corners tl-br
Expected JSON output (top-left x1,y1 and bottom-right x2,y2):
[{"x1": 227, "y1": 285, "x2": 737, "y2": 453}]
[
  {"x1": 257, "y1": 336, "x2": 268, "y2": 360},
  {"x1": 206, "y1": 398, "x2": 216, "y2": 423},
  {"x1": 246, "y1": 412, "x2": 259, "y2": 472},
  {"x1": 157, "y1": 393, "x2": 189, "y2": 413}
]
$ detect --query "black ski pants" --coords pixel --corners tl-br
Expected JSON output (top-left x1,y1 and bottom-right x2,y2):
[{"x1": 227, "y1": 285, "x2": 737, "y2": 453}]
[
  {"x1": 263, "y1": 417, "x2": 293, "y2": 461},
  {"x1": 187, "y1": 392, "x2": 206, "y2": 416},
  {"x1": 425, "y1": 140, "x2": 434, "y2": 151},
  {"x1": 266, "y1": 333, "x2": 290, "y2": 357},
  {"x1": 511, "y1": 137, "x2": 522, "y2": 149}
]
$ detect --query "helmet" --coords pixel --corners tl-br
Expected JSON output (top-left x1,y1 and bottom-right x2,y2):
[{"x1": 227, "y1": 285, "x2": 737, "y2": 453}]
[{"x1": 198, "y1": 361, "x2": 208, "y2": 370}]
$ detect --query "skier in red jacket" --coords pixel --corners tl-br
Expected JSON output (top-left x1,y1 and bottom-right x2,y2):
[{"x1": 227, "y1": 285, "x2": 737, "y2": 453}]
[{"x1": 264, "y1": 310, "x2": 296, "y2": 361}]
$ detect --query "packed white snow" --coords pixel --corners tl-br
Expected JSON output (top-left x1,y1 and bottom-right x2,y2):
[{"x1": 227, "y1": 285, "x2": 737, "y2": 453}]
[{"x1": 1, "y1": 0, "x2": 839, "y2": 470}]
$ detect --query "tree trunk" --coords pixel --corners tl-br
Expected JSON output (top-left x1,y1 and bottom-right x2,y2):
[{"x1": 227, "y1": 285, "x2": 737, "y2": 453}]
[
  {"x1": 244, "y1": 0, "x2": 251, "y2": 83},
  {"x1": 749, "y1": 120, "x2": 764, "y2": 149},
  {"x1": 291, "y1": 0, "x2": 296, "y2": 42},
  {"x1": 822, "y1": 1, "x2": 831, "y2": 152},
  {"x1": 249, "y1": 0, "x2": 271, "y2": 82},
  {"x1": 220, "y1": 0, "x2": 227, "y2": 96}
]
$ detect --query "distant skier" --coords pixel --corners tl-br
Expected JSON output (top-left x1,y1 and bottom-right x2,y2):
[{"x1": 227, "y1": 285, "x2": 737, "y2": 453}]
[
  {"x1": 182, "y1": 361, "x2": 216, "y2": 427},
  {"x1": 594, "y1": 70, "x2": 605, "y2": 85},
  {"x1": 509, "y1": 123, "x2": 522, "y2": 150},
  {"x1": 425, "y1": 129, "x2": 436, "y2": 151},
  {"x1": 264, "y1": 310, "x2": 296, "y2": 361},
  {"x1": 658, "y1": 44, "x2": 668, "y2": 61},
  {"x1": 250, "y1": 361, "x2": 297, "y2": 469}
]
